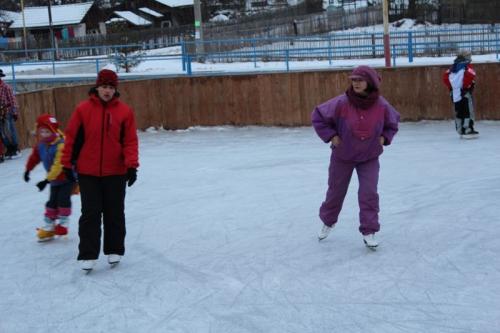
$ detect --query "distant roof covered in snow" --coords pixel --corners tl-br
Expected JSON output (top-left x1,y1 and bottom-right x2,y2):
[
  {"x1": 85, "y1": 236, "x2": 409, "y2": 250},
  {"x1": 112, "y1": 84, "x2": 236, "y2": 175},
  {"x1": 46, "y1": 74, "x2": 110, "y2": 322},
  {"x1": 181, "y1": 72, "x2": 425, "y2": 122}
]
[
  {"x1": 113, "y1": 11, "x2": 152, "y2": 26},
  {"x1": 154, "y1": 0, "x2": 194, "y2": 8},
  {"x1": 0, "y1": 10, "x2": 20, "y2": 23},
  {"x1": 9, "y1": 2, "x2": 94, "y2": 29},
  {"x1": 105, "y1": 17, "x2": 126, "y2": 24},
  {"x1": 139, "y1": 7, "x2": 163, "y2": 18},
  {"x1": 209, "y1": 14, "x2": 229, "y2": 22}
]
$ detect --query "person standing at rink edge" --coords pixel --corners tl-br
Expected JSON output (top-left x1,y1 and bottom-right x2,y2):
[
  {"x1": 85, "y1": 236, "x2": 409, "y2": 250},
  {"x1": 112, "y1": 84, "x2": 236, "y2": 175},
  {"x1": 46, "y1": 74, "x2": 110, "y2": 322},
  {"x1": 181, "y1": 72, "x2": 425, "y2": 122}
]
[
  {"x1": 442, "y1": 50, "x2": 479, "y2": 139},
  {"x1": 0, "y1": 68, "x2": 21, "y2": 160},
  {"x1": 61, "y1": 69, "x2": 139, "y2": 272},
  {"x1": 311, "y1": 65, "x2": 400, "y2": 249}
]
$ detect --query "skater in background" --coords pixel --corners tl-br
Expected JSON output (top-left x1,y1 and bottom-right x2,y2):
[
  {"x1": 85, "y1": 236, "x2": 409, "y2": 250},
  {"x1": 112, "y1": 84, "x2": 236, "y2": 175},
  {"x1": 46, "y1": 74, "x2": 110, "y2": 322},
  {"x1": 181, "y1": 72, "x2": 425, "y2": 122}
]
[
  {"x1": 61, "y1": 69, "x2": 139, "y2": 271},
  {"x1": 0, "y1": 69, "x2": 21, "y2": 159},
  {"x1": 24, "y1": 114, "x2": 76, "y2": 242},
  {"x1": 0, "y1": 134, "x2": 4, "y2": 163},
  {"x1": 442, "y1": 50, "x2": 479, "y2": 138},
  {"x1": 311, "y1": 65, "x2": 400, "y2": 248}
]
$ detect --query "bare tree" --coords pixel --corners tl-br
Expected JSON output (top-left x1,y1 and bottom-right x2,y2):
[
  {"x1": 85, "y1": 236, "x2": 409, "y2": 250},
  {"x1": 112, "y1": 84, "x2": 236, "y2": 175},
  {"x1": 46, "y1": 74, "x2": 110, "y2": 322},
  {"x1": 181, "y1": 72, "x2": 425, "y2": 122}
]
[
  {"x1": 0, "y1": 0, "x2": 19, "y2": 11},
  {"x1": 408, "y1": 0, "x2": 416, "y2": 18}
]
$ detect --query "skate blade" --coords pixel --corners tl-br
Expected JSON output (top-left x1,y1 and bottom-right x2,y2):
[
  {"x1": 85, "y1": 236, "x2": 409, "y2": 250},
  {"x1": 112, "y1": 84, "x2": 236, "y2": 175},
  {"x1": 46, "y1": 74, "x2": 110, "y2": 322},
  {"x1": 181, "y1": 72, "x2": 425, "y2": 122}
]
[
  {"x1": 460, "y1": 134, "x2": 479, "y2": 140},
  {"x1": 37, "y1": 236, "x2": 54, "y2": 242},
  {"x1": 364, "y1": 241, "x2": 378, "y2": 251}
]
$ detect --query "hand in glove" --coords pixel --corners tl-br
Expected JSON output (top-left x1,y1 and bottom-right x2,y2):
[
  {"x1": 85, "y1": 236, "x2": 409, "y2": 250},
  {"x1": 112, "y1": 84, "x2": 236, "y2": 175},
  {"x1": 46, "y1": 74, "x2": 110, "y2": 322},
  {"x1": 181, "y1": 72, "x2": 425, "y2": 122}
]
[
  {"x1": 24, "y1": 170, "x2": 30, "y2": 182},
  {"x1": 126, "y1": 168, "x2": 137, "y2": 187},
  {"x1": 331, "y1": 136, "x2": 341, "y2": 147},
  {"x1": 63, "y1": 167, "x2": 76, "y2": 182},
  {"x1": 36, "y1": 179, "x2": 49, "y2": 191}
]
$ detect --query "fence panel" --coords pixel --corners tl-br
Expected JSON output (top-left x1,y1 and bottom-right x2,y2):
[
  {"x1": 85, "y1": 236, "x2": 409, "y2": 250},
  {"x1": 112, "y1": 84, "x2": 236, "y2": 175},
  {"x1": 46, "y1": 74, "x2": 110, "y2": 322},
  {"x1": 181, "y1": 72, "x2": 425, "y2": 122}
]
[{"x1": 11, "y1": 63, "x2": 500, "y2": 150}]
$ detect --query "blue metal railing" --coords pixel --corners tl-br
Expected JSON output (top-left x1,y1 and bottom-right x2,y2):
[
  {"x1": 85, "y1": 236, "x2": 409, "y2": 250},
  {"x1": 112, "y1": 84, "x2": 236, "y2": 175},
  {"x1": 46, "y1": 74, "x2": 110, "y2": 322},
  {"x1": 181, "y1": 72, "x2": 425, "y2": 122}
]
[
  {"x1": 182, "y1": 26, "x2": 500, "y2": 64},
  {"x1": 2, "y1": 26, "x2": 500, "y2": 90}
]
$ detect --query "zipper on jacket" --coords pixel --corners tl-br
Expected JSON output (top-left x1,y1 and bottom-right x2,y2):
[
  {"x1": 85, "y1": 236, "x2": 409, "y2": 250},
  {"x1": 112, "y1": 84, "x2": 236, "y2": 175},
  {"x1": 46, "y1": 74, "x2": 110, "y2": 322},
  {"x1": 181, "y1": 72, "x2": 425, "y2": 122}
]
[{"x1": 100, "y1": 103, "x2": 106, "y2": 176}]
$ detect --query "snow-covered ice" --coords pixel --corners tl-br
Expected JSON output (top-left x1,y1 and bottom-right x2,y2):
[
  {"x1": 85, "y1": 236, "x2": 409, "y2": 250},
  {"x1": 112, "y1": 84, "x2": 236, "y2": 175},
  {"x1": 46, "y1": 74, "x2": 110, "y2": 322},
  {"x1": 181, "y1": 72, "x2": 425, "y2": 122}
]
[{"x1": 1, "y1": 121, "x2": 499, "y2": 332}]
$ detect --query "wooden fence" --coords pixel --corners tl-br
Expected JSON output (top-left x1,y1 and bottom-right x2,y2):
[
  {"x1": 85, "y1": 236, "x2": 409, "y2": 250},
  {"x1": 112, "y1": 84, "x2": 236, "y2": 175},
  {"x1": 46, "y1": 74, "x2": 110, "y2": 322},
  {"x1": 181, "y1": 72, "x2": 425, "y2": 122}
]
[{"x1": 13, "y1": 62, "x2": 500, "y2": 148}]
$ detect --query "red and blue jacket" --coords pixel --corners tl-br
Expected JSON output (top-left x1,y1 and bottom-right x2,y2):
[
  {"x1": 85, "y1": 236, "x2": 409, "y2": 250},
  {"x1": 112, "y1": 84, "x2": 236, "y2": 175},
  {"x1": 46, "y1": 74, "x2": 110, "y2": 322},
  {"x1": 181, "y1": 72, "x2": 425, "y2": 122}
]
[
  {"x1": 26, "y1": 135, "x2": 69, "y2": 185},
  {"x1": 443, "y1": 62, "x2": 476, "y2": 102}
]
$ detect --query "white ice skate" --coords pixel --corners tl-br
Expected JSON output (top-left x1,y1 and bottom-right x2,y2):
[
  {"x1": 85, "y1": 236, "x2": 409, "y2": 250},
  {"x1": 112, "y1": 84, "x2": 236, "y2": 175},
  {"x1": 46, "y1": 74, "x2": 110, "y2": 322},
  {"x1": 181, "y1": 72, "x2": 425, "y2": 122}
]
[
  {"x1": 10, "y1": 150, "x2": 22, "y2": 159},
  {"x1": 318, "y1": 224, "x2": 334, "y2": 241},
  {"x1": 80, "y1": 260, "x2": 96, "y2": 272},
  {"x1": 107, "y1": 254, "x2": 122, "y2": 266},
  {"x1": 363, "y1": 234, "x2": 379, "y2": 249}
]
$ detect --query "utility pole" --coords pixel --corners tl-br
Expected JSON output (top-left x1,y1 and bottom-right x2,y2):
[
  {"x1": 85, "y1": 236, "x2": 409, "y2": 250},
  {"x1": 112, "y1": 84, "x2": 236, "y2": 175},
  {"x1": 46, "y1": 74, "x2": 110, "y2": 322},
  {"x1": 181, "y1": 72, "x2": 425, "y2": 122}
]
[
  {"x1": 20, "y1": 0, "x2": 28, "y2": 58},
  {"x1": 47, "y1": 0, "x2": 56, "y2": 59},
  {"x1": 193, "y1": 0, "x2": 204, "y2": 58},
  {"x1": 382, "y1": 0, "x2": 391, "y2": 67}
]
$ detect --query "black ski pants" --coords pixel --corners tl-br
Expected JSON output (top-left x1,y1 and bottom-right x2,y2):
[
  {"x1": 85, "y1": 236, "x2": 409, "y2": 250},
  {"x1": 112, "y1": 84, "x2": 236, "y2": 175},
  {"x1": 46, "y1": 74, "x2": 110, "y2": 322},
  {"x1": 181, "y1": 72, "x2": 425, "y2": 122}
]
[
  {"x1": 77, "y1": 174, "x2": 127, "y2": 260},
  {"x1": 46, "y1": 182, "x2": 73, "y2": 210},
  {"x1": 453, "y1": 93, "x2": 475, "y2": 134}
]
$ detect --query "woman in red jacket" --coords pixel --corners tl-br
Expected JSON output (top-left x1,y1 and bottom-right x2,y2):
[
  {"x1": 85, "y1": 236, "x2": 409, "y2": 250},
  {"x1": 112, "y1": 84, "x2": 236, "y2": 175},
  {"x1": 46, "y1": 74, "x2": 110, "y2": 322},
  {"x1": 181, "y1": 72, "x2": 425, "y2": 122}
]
[{"x1": 62, "y1": 69, "x2": 139, "y2": 272}]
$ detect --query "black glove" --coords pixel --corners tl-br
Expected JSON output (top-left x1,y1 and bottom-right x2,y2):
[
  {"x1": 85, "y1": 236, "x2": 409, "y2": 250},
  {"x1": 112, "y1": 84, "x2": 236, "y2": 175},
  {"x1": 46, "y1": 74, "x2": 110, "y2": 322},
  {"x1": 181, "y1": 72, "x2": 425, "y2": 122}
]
[
  {"x1": 24, "y1": 170, "x2": 30, "y2": 182},
  {"x1": 63, "y1": 167, "x2": 76, "y2": 182},
  {"x1": 12, "y1": 114, "x2": 18, "y2": 121},
  {"x1": 36, "y1": 179, "x2": 49, "y2": 191},
  {"x1": 126, "y1": 168, "x2": 137, "y2": 187}
]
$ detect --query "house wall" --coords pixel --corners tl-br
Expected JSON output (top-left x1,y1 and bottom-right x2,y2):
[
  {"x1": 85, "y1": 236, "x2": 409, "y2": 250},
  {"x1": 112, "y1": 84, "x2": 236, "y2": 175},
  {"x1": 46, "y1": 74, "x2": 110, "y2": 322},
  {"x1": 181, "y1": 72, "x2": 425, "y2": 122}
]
[
  {"x1": 74, "y1": 23, "x2": 86, "y2": 37},
  {"x1": 83, "y1": 4, "x2": 110, "y2": 31}
]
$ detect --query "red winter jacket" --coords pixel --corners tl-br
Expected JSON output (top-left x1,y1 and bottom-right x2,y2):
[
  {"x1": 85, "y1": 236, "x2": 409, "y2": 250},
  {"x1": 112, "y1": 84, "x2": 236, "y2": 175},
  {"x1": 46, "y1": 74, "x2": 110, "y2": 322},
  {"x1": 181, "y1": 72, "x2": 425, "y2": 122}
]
[
  {"x1": 442, "y1": 63, "x2": 475, "y2": 91},
  {"x1": 61, "y1": 93, "x2": 139, "y2": 176}
]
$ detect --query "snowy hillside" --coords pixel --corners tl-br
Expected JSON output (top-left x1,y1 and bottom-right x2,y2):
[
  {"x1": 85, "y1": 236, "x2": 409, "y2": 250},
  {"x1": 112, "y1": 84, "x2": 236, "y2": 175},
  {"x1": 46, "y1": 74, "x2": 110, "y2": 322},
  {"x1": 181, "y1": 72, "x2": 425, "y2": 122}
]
[{"x1": 1, "y1": 121, "x2": 500, "y2": 332}]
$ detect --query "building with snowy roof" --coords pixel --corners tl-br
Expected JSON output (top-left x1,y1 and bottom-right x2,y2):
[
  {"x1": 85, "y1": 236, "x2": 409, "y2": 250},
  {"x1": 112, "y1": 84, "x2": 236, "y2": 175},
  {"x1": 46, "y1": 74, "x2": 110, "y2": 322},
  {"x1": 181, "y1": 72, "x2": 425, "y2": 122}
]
[
  {"x1": 7, "y1": 1, "x2": 105, "y2": 43},
  {"x1": 117, "y1": 0, "x2": 194, "y2": 28},
  {"x1": 109, "y1": 10, "x2": 153, "y2": 27},
  {"x1": 0, "y1": 10, "x2": 19, "y2": 37}
]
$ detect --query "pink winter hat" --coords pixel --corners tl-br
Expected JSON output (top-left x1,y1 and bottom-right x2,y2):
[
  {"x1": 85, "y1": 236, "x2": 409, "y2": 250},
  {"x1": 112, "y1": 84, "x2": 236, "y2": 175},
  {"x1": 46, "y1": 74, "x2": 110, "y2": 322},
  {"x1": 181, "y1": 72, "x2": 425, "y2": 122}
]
[{"x1": 349, "y1": 65, "x2": 382, "y2": 90}]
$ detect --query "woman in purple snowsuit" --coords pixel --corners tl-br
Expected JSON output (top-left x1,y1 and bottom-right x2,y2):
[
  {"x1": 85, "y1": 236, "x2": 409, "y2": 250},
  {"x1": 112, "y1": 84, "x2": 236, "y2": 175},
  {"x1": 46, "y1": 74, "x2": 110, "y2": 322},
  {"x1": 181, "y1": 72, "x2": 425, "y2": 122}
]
[{"x1": 311, "y1": 65, "x2": 400, "y2": 248}]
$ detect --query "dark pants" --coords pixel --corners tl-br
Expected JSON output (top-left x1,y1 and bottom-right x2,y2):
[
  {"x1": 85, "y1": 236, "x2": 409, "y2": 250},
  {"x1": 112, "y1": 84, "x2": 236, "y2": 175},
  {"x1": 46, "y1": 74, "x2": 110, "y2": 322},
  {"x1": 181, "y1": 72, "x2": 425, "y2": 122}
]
[
  {"x1": 45, "y1": 182, "x2": 73, "y2": 219},
  {"x1": 453, "y1": 93, "x2": 475, "y2": 135},
  {"x1": 0, "y1": 113, "x2": 19, "y2": 156},
  {"x1": 77, "y1": 174, "x2": 127, "y2": 260}
]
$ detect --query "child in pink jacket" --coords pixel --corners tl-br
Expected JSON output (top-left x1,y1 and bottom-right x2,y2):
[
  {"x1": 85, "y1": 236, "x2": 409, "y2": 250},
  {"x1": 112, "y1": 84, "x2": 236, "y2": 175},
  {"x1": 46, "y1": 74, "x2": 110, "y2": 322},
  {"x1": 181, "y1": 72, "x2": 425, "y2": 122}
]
[{"x1": 311, "y1": 65, "x2": 400, "y2": 248}]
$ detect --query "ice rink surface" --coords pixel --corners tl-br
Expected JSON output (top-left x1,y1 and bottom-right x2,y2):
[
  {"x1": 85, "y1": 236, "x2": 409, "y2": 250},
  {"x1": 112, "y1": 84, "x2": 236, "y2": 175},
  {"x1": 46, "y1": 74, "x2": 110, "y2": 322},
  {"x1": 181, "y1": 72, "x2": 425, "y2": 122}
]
[{"x1": 1, "y1": 121, "x2": 499, "y2": 333}]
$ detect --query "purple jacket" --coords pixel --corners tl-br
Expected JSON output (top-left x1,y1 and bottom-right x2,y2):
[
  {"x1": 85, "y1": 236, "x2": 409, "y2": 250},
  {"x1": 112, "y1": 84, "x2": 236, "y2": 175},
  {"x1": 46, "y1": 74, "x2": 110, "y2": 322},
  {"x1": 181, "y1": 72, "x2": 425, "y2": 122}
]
[{"x1": 312, "y1": 94, "x2": 400, "y2": 162}]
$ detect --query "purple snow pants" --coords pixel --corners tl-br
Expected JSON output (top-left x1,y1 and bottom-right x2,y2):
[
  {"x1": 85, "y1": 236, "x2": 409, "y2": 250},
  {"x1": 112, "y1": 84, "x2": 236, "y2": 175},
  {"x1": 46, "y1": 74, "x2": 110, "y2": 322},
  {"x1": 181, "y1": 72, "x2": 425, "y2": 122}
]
[{"x1": 319, "y1": 155, "x2": 380, "y2": 235}]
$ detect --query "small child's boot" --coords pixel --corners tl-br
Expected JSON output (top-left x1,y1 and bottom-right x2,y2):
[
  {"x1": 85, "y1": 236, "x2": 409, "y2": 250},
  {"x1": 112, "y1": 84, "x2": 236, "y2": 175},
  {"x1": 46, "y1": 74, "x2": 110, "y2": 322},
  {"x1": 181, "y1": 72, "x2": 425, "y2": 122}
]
[
  {"x1": 54, "y1": 216, "x2": 69, "y2": 236},
  {"x1": 37, "y1": 217, "x2": 55, "y2": 242}
]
